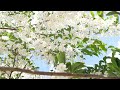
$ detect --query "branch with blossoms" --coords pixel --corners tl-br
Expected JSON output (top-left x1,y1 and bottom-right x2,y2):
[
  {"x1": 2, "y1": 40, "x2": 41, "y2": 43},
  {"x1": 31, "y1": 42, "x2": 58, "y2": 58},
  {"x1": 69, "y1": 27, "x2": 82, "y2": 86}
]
[{"x1": 0, "y1": 67, "x2": 119, "y2": 79}]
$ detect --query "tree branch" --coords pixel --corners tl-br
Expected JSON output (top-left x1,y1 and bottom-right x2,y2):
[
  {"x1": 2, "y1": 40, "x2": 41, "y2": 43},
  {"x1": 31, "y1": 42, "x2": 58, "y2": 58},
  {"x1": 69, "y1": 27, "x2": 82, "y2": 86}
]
[
  {"x1": 9, "y1": 48, "x2": 18, "y2": 79},
  {"x1": 17, "y1": 63, "x2": 28, "y2": 79},
  {"x1": 0, "y1": 28, "x2": 17, "y2": 30},
  {"x1": 0, "y1": 67, "x2": 119, "y2": 79}
]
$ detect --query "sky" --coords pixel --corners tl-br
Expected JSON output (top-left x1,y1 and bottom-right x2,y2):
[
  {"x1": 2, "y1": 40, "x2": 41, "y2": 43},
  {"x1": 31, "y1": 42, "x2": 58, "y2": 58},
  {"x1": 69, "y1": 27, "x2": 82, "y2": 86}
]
[
  {"x1": 84, "y1": 36, "x2": 120, "y2": 66},
  {"x1": 33, "y1": 36, "x2": 120, "y2": 71}
]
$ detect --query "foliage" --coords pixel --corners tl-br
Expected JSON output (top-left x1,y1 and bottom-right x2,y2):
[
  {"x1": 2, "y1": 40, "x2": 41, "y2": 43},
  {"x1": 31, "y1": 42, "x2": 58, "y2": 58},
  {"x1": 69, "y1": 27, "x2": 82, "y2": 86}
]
[{"x1": 0, "y1": 11, "x2": 120, "y2": 79}]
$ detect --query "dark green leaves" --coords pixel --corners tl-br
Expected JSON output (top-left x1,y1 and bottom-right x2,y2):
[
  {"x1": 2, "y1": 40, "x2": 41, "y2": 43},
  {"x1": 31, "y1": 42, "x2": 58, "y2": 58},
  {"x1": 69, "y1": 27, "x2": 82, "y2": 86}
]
[
  {"x1": 54, "y1": 51, "x2": 66, "y2": 66},
  {"x1": 66, "y1": 62, "x2": 85, "y2": 73},
  {"x1": 57, "y1": 34, "x2": 62, "y2": 38},
  {"x1": 106, "y1": 11, "x2": 120, "y2": 24},
  {"x1": 85, "y1": 57, "x2": 108, "y2": 74},
  {"x1": 115, "y1": 58, "x2": 120, "y2": 68},
  {"x1": 90, "y1": 11, "x2": 95, "y2": 19},
  {"x1": 68, "y1": 34, "x2": 73, "y2": 39},
  {"x1": 71, "y1": 62, "x2": 85, "y2": 73},
  {"x1": 82, "y1": 37, "x2": 89, "y2": 43},
  {"x1": 105, "y1": 49, "x2": 120, "y2": 77},
  {"x1": 86, "y1": 67, "x2": 94, "y2": 74},
  {"x1": 81, "y1": 39, "x2": 107, "y2": 57},
  {"x1": 49, "y1": 34, "x2": 55, "y2": 37},
  {"x1": 99, "y1": 44, "x2": 107, "y2": 52},
  {"x1": 106, "y1": 11, "x2": 120, "y2": 16},
  {"x1": 66, "y1": 62, "x2": 72, "y2": 72},
  {"x1": 65, "y1": 25, "x2": 72, "y2": 33},
  {"x1": 97, "y1": 11, "x2": 103, "y2": 18},
  {"x1": 114, "y1": 14, "x2": 119, "y2": 24},
  {"x1": 81, "y1": 49, "x2": 93, "y2": 56}
]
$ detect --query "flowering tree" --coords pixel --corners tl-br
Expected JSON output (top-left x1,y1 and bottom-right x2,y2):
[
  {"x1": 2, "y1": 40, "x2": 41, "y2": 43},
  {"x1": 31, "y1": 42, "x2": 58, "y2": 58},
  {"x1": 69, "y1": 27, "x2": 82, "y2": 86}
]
[{"x1": 0, "y1": 11, "x2": 120, "y2": 79}]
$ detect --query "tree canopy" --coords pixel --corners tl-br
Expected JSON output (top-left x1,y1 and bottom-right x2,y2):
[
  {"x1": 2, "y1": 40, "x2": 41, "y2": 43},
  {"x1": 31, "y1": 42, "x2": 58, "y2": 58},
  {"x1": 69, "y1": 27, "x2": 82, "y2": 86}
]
[{"x1": 0, "y1": 11, "x2": 120, "y2": 79}]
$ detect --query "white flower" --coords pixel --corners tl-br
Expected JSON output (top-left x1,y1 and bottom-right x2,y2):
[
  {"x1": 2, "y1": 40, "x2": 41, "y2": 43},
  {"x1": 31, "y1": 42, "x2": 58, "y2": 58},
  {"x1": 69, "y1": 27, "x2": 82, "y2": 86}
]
[
  {"x1": 1, "y1": 36, "x2": 9, "y2": 40},
  {"x1": 25, "y1": 38, "x2": 32, "y2": 43},
  {"x1": 106, "y1": 53, "x2": 112, "y2": 63},
  {"x1": 6, "y1": 30, "x2": 13, "y2": 33},
  {"x1": 103, "y1": 71, "x2": 108, "y2": 77},
  {"x1": 18, "y1": 49, "x2": 29, "y2": 56},
  {"x1": 106, "y1": 59, "x2": 111, "y2": 63},
  {"x1": 95, "y1": 71, "x2": 102, "y2": 75},
  {"x1": 114, "y1": 52, "x2": 120, "y2": 59},
  {"x1": 66, "y1": 45, "x2": 73, "y2": 52},
  {"x1": 55, "y1": 63, "x2": 67, "y2": 72}
]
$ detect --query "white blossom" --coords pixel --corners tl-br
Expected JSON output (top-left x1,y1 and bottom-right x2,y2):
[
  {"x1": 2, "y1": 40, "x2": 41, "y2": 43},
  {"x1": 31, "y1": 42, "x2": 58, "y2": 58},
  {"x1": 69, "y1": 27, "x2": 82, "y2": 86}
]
[
  {"x1": 103, "y1": 71, "x2": 108, "y2": 77},
  {"x1": 1, "y1": 36, "x2": 9, "y2": 40},
  {"x1": 106, "y1": 59, "x2": 111, "y2": 63},
  {"x1": 55, "y1": 63, "x2": 67, "y2": 72},
  {"x1": 0, "y1": 11, "x2": 120, "y2": 78},
  {"x1": 95, "y1": 71, "x2": 102, "y2": 75}
]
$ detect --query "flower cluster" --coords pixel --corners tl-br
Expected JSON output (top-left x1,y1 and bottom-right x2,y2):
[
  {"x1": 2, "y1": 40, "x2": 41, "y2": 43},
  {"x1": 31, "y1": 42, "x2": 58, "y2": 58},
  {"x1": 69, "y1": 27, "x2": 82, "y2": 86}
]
[{"x1": 0, "y1": 11, "x2": 119, "y2": 62}]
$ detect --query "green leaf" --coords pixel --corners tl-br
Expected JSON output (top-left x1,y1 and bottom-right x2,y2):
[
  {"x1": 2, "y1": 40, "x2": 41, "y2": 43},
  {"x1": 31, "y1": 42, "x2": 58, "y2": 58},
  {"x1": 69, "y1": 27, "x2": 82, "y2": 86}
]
[
  {"x1": 71, "y1": 62, "x2": 85, "y2": 73},
  {"x1": 90, "y1": 11, "x2": 95, "y2": 19},
  {"x1": 66, "y1": 62, "x2": 72, "y2": 72},
  {"x1": 115, "y1": 58, "x2": 120, "y2": 67},
  {"x1": 87, "y1": 67, "x2": 94, "y2": 73},
  {"x1": 114, "y1": 14, "x2": 119, "y2": 24},
  {"x1": 99, "y1": 45, "x2": 107, "y2": 52},
  {"x1": 23, "y1": 42, "x2": 27, "y2": 49},
  {"x1": 89, "y1": 45, "x2": 98, "y2": 53},
  {"x1": 77, "y1": 42, "x2": 84, "y2": 48},
  {"x1": 103, "y1": 56, "x2": 111, "y2": 63},
  {"x1": 56, "y1": 51, "x2": 66, "y2": 64},
  {"x1": 9, "y1": 33, "x2": 17, "y2": 41},
  {"x1": 111, "y1": 52, "x2": 117, "y2": 65},
  {"x1": 29, "y1": 48, "x2": 35, "y2": 51},
  {"x1": 106, "y1": 11, "x2": 119, "y2": 16},
  {"x1": 92, "y1": 52, "x2": 99, "y2": 56},
  {"x1": 108, "y1": 62, "x2": 120, "y2": 76},
  {"x1": 18, "y1": 27, "x2": 23, "y2": 32},
  {"x1": 54, "y1": 56, "x2": 58, "y2": 66},
  {"x1": 68, "y1": 34, "x2": 72, "y2": 39},
  {"x1": 65, "y1": 26, "x2": 71, "y2": 33},
  {"x1": 108, "y1": 45, "x2": 115, "y2": 49},
  {"x1": 81, "y1": 49, "x2": 93, "y2": 56},
  {"x1": 94, "y1": 64, "x2": 99, "y2": 71},
  {"x1": 97, "y1": 11, "x2": 103, "y2": 18},
  {"x1": 82, "y1": 37, "x2": 89, "y2": 43},
  {"x1": 99, "y1": 60, "x2": 105, "y2": 66},
  {"x1": 15, "y1": 38, "x2": 22, "y2": 44},
  {"x1": 4, "y1": 23, "x2": 10, "y2": 27},
  {"x1": 64, "y1": 37, "x2": 69, "y2": 40},
  {"x1": 93, "y1": 39, "x2": 102, "y2": 45},
  {"x1": 49, "y1": 34, "x2": 55, "y2": 37},
  {"x1": 58, "y1": 34, "x2": 62, "y2": 38}
]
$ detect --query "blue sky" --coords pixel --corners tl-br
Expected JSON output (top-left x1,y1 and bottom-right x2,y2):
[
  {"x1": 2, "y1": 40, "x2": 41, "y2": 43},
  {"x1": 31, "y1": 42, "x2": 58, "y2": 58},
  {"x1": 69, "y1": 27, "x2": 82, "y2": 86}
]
[
  {"x1": 33, "y1": 56, "x2": 50, "y2": 71},
  {"x1": 84, "y1": 36, "x2": 120, "y2": 66},
  {"x1": 33, "y1": 36, "x2": 120, "y2": 71}
]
